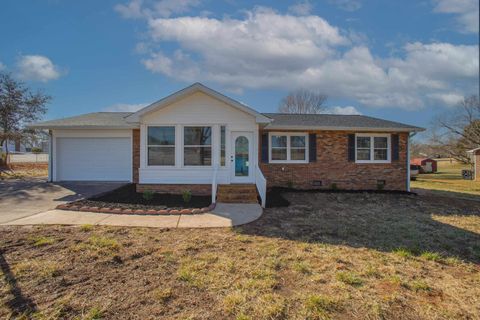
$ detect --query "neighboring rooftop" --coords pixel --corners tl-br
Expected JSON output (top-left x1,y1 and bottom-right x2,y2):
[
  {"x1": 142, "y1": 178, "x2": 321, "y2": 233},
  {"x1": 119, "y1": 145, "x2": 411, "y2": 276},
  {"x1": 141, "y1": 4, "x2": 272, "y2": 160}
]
[
  {"x1": 262, "y1": 113, "x2": 424, "y2": 132},
  {"x1": 29, "y1": 111, "x2": 424, "y2": 132},
  {"x1": 28, "y1": 112, "x2": 135, "y2": 129}
]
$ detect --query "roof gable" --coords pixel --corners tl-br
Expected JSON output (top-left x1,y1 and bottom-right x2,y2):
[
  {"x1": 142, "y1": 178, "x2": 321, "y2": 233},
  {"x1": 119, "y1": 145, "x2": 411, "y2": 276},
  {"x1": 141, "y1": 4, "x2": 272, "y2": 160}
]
[{"x1": 125, "y1": 83, "x2": 271, "y2": 124}]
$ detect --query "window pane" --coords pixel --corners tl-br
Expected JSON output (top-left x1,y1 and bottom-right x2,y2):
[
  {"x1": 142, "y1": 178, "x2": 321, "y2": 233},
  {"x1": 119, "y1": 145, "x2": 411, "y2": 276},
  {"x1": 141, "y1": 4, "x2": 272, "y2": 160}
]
[
  {"x1": 374, "y1": 149, "x2": 388, "y2": 160},
  {"x1": 271, "y1": 135, "x2": 287, "y2": 148},
  {"x1": 220, "y1": 126, "x2": 226, "y2": 166},
  {"x1": 356, "y1": 136, "x2": 370, "y2": 148},
  {"x1": 184, "y1": 127, "x2": 211, "y2": 145},
  {"x1": 290, "y1": 136, "x2": 305, "y2": 148},
  {"x1": 184, "y1": 147, "x2": 212, "y2": 166},
  {"x1": 291, "y1": 148, "x2": 306, "y2": 160},
  {"x1": 272, "y1": 148, "x2": 287, "y2": 160},
  {"x1": 374, "y1": 137, "x2": 388, "y2": 149},
  {"x1": 357, "y1": 149, "x2": 370, "y2": 160},
  {"x1": 148, "y1": 127, "x2": 175, "y2": 145},
  {"x1": 148, "y1": 147, "x2": 175, "y2": 165}
]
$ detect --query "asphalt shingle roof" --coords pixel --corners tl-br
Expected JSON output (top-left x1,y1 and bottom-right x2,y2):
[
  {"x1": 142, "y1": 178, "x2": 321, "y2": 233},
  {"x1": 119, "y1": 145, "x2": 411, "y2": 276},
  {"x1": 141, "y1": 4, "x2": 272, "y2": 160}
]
[
  {"x1": 29, "y1": 111, "x2": 423, "y2": 132},
  {"x1": 28, "y1": 112, "x2": 135, "y2": 129},
  {"x1": 262, "y1": 113, "x2": 423, "y2": 132}
]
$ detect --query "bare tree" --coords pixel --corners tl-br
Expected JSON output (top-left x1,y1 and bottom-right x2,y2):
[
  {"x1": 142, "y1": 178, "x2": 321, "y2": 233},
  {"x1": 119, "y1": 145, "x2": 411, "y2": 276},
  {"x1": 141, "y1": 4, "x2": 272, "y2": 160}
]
[
  {"x1": 430, "y1": 95, "x2": 480, "y2": 162},
  {"x1": 278, "y1": 89, "x2": 327, "y2": 114},
  {"x1": 0, "y1": 73, "x2": 50, "y2": 162}
]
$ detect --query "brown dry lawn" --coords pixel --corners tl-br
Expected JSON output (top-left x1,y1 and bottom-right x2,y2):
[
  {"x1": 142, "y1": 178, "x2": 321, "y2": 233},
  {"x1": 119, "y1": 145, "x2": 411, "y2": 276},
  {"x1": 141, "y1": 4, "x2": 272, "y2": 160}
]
[{"x1": 1, "y1": 191, "x2": 479, "y2": 319}]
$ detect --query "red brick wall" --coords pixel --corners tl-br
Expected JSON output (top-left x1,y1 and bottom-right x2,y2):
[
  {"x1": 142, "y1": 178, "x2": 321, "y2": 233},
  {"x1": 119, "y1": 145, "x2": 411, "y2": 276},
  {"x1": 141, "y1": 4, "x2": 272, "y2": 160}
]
[
  {"x1": 132, "y1": 129, "x2": 140, "y2": 183},
  {"x1": 136, "y1": 184, "x2": 211, "y2": 195},
  {"x1": 259, "y1": 130, "x2": 409, "y2": 191}
]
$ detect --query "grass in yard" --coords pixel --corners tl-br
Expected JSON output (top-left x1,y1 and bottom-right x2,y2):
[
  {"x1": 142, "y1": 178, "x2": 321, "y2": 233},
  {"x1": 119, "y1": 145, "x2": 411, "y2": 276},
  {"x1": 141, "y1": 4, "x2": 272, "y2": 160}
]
[
  {"x1": 0, "y1": 191, "x2": 479, "y2": 319},
  {"x1": 411, "y1": 158, "x2": 480, "y2": 197}
]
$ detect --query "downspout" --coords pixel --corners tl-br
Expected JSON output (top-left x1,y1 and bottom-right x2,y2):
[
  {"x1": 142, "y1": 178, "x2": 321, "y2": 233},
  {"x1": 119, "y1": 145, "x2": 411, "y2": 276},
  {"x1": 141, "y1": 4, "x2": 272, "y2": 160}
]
[
  {"x1": 407, "y1": 132, "x2": 417, "y2": 192},
  {"x1": 48, "y1": 130, "x2": 53, "y2": 182}
]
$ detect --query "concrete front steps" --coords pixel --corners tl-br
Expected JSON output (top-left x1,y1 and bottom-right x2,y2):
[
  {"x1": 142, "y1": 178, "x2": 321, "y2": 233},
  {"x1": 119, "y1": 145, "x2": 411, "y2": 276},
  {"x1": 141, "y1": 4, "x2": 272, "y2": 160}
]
[{"x1": 216, "y1": 184, "x2": 259, "y2": 204}]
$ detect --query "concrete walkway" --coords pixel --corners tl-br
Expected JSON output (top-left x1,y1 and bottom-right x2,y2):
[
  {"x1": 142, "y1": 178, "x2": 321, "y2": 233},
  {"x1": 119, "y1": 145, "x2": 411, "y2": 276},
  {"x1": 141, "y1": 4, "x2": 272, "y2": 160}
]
[{"x1": 1, "y1": 203, "x2": 263, "y2": 228}]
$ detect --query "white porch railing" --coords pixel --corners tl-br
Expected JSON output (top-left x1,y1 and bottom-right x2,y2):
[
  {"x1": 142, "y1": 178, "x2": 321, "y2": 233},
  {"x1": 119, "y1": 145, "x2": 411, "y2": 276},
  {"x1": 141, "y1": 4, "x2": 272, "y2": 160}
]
[
  {"x1": 255, "y1": 166, "x2": 267, "y2": 208},
  {"x1": 211, "y1": 166, "x2": 219, "y2": 204}
]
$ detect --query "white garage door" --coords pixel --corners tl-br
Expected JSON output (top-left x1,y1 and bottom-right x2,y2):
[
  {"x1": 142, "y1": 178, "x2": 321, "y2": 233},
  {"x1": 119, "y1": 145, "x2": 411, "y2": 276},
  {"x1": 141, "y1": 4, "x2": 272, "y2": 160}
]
[{"x1": 56, "y1": 137, "x2": 131, "y2": 181}]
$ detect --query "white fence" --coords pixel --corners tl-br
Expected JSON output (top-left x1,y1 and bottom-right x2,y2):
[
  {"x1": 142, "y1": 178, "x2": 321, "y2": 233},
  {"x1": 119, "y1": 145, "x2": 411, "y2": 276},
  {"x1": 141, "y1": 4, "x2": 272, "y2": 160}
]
[{"x1": 7, "y1": 153, "x2": 49, "y2": 163}]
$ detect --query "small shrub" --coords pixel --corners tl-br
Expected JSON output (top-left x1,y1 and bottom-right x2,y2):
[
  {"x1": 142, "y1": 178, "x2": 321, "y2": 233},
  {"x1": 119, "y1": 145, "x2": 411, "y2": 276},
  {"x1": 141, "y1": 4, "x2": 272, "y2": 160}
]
[
  {"x1": 286, "y1": 180, "x2": 294, "y2": 188},
  {"x1": 31, "y1": 147, "x2": 43, "y2": 154},
  {"x1": 142, "y1": 189, "x2": 154, "y2": 201},
  {"x1": 336, "y1": 271, "x2": 363, "y2": 287},
  {"x1": 182, "y1": 189, "x2": 192, "y2": 204},
  {"x1": 330, "y1": 183, "x2": 338, "y2": 190},
  {"x1": 376, "y1": 183, "x2": 385, "y2": 191}
]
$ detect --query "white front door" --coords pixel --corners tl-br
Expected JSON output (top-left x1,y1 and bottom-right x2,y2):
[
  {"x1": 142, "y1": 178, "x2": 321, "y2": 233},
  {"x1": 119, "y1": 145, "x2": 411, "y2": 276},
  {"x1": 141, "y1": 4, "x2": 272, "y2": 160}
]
[{"x1": 230, "y1": 132, "x2": 254, "y2": 183}]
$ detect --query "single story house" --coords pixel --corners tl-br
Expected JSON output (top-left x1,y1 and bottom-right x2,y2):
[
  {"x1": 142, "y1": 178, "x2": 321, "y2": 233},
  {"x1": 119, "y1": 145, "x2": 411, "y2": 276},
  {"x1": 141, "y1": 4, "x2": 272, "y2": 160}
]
[
  {"x1": 411, "y1": 158, "x2": 437, "y2": 173},
  {"x1": 29, "y1": 83, "x2": 424, "y2": 207}
]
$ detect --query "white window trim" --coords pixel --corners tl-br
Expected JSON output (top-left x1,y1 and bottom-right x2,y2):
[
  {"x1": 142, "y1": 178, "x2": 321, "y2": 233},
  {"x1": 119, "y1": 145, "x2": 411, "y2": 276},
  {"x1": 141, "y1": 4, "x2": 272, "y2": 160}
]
[
  {"x1": 355, "y1": 133, "x2": 391, "y2": 164},
  {"x1": 182, "y1": 125, "x2": 213, "y2": 168},
  {"x1": 146, "y1": 126, "x2": 176, "y2": 167},
  {"x1": 268, "y1": 132, "x2": 309, "y2": 164}
]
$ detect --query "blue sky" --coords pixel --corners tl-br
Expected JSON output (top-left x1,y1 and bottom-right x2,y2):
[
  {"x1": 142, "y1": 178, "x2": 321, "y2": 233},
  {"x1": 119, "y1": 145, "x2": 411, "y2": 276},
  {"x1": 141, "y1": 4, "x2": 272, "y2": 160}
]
[{"x1": 0, "y1": 0, "x2": 478, "y2": 135}]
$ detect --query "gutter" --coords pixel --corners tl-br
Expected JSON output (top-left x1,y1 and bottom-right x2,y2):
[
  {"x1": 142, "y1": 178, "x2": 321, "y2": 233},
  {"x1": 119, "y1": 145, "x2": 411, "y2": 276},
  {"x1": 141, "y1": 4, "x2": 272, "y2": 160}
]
[{"x1": 263, "y1": 125, "x2": 425, "y2": 133}]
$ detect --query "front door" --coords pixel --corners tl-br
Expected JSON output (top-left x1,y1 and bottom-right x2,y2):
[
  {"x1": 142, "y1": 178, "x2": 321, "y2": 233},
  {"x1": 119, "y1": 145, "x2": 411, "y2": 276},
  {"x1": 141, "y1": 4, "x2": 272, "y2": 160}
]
[{"x1": 230, "y1": 132, "x2": 253, "y2": 183}]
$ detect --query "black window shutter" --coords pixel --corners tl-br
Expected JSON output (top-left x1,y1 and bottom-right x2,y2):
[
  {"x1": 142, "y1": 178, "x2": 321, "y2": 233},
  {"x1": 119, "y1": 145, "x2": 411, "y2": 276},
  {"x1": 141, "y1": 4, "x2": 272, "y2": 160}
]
[
  {"x1": 348, "y1": 134, "x2": 355, "y2": 162},
  {"x1": 392, "y1": 134, "x2": 399, "y2": 161},
  {"x1": 261, "y1": 133, "x2": 269, "y2": 163},
  {"x1": 309, "y1": 133, "x2": 317, "y2": 162}
]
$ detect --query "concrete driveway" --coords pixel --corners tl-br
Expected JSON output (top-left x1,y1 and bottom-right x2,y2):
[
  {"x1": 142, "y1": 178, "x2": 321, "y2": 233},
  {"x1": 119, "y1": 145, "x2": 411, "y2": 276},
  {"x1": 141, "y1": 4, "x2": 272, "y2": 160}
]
[{"x1": 0, "y1": 179, "x2": 125, "y2": 224}]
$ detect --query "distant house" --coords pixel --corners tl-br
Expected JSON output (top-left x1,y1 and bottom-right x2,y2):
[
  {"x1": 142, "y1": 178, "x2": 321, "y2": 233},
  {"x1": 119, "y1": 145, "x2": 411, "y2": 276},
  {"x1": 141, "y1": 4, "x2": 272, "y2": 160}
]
[
  {"x1": 411, "y1": 158, "x2": 437, "y2": 173},
  {"x1": 29, "y1": 83, "x2": 424, "y2": 207}
]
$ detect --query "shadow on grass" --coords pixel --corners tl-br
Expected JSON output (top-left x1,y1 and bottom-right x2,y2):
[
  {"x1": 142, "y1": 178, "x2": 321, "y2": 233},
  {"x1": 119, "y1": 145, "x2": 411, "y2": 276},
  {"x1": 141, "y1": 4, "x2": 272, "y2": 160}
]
[
  {"x1": 0, "y1": 250, "x2": 37, "y2": 316},
  {"x1": 239, "y1": 190, "x2": 480, "y2": 264}
]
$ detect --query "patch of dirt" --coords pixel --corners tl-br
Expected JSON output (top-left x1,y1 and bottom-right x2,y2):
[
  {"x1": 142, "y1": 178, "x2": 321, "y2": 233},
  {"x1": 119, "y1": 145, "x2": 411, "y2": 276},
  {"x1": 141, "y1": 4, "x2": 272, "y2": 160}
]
[
  {"x1": 1, "y1": 191, "x2": 479, "y2": 319},
  {"x1": 72, "y1": 184, "x2": 211, "y2": 210}
]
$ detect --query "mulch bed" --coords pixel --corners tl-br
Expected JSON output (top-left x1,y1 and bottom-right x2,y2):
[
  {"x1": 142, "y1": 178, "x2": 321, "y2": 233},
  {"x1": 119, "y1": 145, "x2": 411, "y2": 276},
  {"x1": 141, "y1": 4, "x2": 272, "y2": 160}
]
[{"x1": 56, "y1": 184, "x2": 214, "y2": 215}]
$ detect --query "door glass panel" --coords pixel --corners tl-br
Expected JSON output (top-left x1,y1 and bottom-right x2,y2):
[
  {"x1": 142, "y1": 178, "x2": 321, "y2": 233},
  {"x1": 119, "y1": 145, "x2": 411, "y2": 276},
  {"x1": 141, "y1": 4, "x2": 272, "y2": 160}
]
[{"x1": 235, "y1": 136, "x2": 249, "y2": 177}]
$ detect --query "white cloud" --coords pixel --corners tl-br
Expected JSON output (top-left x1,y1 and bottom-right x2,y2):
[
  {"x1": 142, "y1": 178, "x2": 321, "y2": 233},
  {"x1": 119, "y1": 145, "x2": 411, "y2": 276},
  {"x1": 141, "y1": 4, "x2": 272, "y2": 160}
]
[
  {"x1": 329, "y1": 0, "x2": 362, "y2": 11},
  {"x1": 16, "y1": 55, "x2": 62, "y2": 82},
  {"x1": 103, "y1": 103, "x2": 149, "y2": 112},
  {"x1": 433, "y1": 0, "x2": 479, "y2": 33},
  {"x1": 115, "y1": 0, "x2": 201, "y2": 19},
  {"x1": 288, "y1": 1, "x2": 313, "y2": 16},
  {"x1": 115, "y1": 0, "x2": 144, "y2": 18},
  {"x1": 128, "y1": 7, "x2": 478, "y2": 110},
  {"x1": 325, "y1": 106, "x2": 362, "y2": 115}
]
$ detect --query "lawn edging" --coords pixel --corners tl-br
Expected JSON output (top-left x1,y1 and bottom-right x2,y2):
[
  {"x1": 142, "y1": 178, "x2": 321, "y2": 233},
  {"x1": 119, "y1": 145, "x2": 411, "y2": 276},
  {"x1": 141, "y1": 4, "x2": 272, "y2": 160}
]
[{"x1": 55, "y1": 202, "x2": 216, "y2": 215}]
